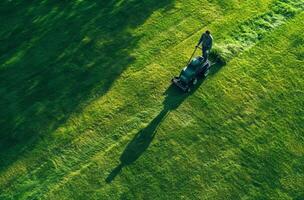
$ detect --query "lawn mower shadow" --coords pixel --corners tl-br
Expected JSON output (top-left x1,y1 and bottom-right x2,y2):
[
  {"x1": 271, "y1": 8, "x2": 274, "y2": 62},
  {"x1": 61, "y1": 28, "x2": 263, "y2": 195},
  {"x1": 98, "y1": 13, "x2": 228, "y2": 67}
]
[{"x1": 106, "y1": 76, "x2": 208, "y2": 183}]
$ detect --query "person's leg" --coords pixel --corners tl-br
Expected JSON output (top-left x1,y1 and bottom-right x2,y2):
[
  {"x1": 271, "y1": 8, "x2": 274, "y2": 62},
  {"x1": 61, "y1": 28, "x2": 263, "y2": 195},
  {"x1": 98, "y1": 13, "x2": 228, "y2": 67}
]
[{"x1": 202, "y1": 47, "x2": 208, "y2": 61}]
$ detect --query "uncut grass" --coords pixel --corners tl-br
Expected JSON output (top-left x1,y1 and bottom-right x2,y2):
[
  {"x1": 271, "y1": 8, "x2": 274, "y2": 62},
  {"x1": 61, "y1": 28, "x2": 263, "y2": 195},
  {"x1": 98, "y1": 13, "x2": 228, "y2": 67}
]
[{"x1": 0, "y1": 0, "x2": 303, "y2": 199}]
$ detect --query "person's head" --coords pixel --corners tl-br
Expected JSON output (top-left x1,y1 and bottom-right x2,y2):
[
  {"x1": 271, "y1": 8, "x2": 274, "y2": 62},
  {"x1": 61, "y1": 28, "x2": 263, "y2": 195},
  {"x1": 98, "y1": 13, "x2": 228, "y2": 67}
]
[{"x1": 206, "y1": 30, "x2": 211, "y2": 35}]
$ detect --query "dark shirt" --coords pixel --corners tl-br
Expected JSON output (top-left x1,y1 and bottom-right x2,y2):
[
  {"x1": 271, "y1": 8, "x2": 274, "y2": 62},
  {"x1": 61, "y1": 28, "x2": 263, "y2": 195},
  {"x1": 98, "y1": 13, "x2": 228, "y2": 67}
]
[{"x1": 198, "y1": 33, "x2": 213, "y2": 50}]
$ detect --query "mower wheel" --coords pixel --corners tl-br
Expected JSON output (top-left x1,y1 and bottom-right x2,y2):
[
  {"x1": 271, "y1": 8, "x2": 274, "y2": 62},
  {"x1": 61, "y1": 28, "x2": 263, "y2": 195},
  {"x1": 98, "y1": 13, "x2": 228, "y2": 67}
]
[{"x1": 193, "y1": 78, "x2": 198, "y2": 85}]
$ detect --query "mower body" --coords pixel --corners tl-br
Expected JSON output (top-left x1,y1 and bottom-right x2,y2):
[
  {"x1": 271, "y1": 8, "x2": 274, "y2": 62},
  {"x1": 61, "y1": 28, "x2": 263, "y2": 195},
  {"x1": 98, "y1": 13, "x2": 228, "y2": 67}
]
[{"x1": 172, "y1": 56, "x2": 211, "y2": 92}]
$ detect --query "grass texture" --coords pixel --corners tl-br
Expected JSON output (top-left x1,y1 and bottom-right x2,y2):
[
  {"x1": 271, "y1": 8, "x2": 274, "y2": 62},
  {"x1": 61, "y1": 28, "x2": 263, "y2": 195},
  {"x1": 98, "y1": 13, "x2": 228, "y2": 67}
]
[{"x1": 0, "y1": 0, "x2": 303, "y2": 199}]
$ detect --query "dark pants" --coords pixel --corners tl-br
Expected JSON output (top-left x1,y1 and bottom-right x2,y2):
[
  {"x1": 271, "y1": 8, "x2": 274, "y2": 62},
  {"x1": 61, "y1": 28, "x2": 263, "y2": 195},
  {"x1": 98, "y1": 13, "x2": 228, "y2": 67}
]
[{"x1": 202, "y1": 46, "x2": 209, "y2": 61}]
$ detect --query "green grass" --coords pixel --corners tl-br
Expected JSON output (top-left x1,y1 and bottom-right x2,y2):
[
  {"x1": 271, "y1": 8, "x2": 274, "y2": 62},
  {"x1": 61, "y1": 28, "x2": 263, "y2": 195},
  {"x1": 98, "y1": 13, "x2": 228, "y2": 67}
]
[{"x1": 0, "y1": 0, "x2": 303, "y2": 199}]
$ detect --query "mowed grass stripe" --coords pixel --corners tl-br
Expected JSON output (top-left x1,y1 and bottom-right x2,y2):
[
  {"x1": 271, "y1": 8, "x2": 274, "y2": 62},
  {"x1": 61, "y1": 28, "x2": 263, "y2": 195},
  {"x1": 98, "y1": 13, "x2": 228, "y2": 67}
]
[
  {"x1": 44, "y1": 13, "x2": 304, "y2": 199},
  {"x1": 0, "y1": 0, "x2": 302, "y2": 199},
  {"x1": 0, "y1": 0, "x2": 274, "y2": 192},
  {"x1": 5, "y1": 0, "x2": 276, "y2": 186},
  {"x1": 0, "y1": 0, "x2": 296, "y2": 198},
  {"x1": 43, "y1": 15, "x2": 303, "y2": 199},
  {"x1": 32, "y1": 4, "x2": 304, "y2": 200}
]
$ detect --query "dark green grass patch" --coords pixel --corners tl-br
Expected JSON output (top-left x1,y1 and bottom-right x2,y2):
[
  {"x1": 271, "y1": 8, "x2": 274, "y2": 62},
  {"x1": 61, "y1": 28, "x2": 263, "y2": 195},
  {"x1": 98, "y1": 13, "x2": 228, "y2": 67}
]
[{"x1": 0, "y1": 0, "x2": 175, "y2": 171}]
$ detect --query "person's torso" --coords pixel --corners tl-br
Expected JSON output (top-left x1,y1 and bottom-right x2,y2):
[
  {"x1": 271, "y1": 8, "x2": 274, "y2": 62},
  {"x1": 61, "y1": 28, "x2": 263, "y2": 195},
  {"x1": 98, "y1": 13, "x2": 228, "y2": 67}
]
[{"x1": 202, "y1": 34, "x2": 212, "y2": 46}]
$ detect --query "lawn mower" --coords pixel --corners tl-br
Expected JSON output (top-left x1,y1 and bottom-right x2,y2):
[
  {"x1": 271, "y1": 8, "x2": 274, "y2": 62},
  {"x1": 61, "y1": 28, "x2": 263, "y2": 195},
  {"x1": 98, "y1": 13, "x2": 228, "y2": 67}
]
[{"x1": 172, "y1": 46, "x2": 212, "y2": 92}]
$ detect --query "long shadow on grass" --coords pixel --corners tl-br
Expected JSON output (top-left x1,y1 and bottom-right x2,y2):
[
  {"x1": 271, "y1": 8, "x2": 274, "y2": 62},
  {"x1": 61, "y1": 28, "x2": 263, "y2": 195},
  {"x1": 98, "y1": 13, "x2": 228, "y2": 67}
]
[
  {"x1": 106, "y1": 61, "x2": 225, "y2": 183},
  {"x1": 0, "y1": 0, "x2": 174, "y2": 173}
]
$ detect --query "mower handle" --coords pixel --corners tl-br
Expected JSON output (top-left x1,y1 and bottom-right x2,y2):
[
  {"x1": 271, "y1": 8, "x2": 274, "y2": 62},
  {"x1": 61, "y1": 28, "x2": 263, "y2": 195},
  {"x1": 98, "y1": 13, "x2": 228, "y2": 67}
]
[{"x1": 186, "y1": 46, "x2": 199, "y2": 65}]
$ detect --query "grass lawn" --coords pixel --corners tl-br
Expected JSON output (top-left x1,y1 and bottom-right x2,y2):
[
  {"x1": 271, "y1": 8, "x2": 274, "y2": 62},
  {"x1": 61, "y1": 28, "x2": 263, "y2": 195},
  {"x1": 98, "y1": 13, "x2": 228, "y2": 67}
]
[{"x1": 0, "y1": 0, "x2": 303, "y2": 199}]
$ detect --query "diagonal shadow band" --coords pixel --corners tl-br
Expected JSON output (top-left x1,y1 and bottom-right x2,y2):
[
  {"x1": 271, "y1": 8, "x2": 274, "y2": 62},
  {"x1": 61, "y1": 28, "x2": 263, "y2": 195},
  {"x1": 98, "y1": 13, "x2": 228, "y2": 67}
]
[{"x1": 0, "y1": 0, "x2": 175, "y2": 174}]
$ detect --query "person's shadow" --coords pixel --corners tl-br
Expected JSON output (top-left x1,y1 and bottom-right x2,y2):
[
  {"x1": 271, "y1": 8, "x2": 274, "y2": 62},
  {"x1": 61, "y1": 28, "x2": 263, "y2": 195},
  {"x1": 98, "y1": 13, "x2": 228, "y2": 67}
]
[
  {"x1": 105, "y1": 108, "x2": 169, "y2": 183},
  {"x1": 106, "y1": 61, "x2": 225, "y2": 183}
]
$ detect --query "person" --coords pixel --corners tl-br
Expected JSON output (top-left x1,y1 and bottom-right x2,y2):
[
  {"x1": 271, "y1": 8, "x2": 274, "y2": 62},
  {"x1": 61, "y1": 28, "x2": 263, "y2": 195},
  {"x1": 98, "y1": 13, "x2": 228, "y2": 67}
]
[{"x1": 196, "y1": 30, "x2": 213, "y2": 61}]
